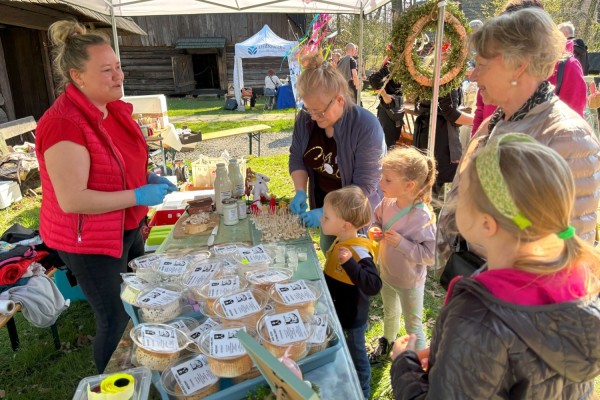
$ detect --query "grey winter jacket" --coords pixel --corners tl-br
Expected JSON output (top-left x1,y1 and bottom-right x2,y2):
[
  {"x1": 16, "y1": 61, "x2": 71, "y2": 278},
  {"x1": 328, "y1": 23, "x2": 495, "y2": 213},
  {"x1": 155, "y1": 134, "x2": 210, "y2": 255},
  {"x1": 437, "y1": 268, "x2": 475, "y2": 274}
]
[
  {"x1": 391, "y1": 278, "x2": 600, "y2": 399},
  {"x1": 437, "y1": 97, "x2": 600, "y2": 267}
]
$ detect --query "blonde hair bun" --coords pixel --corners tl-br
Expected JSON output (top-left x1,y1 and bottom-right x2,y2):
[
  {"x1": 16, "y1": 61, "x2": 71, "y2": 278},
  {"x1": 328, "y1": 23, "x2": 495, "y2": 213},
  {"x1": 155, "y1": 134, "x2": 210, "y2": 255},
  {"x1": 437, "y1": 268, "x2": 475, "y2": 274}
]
[
  {"x1": 48, "y1": 20, "x2": 87, "y2": 47},
  {"x1": 300, "y1": 52, "x2": 325, "y2": 70}
]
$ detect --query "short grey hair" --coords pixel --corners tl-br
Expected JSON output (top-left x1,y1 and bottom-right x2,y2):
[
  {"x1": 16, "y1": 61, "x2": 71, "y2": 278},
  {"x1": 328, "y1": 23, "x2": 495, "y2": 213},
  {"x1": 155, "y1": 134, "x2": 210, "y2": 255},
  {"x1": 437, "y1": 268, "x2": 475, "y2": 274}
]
[
  {"x1": 469, "y1": 19, "x2": 483, "y2": 31},
  {"x1": 470, "y1": 8, "x2": 565, "y2": 80},
  {"x1": 557, "y1": 21, "x2": 575, "y2": 37}
]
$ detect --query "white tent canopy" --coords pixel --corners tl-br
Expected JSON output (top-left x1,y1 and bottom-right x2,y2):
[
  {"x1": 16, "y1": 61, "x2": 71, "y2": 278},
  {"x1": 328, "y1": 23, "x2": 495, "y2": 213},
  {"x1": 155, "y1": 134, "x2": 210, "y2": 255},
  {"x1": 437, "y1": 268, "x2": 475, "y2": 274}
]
[
  {"x1": 67, "y1": 0, "x2": 390, "y2": 16},
  {"x1": 234, "y1": 25, "x2": 299, "y2": 110}
]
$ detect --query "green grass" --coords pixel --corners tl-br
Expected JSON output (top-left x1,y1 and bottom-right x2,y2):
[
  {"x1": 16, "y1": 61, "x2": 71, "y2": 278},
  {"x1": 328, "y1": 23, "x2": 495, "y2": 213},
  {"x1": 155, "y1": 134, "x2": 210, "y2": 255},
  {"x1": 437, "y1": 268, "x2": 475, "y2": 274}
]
[
  {"x1": 166, "y1": 98, "x2": 296, "y2": 118},
  {"x1": 0, "y1": 195, "x2": 41, "y2": 233}
]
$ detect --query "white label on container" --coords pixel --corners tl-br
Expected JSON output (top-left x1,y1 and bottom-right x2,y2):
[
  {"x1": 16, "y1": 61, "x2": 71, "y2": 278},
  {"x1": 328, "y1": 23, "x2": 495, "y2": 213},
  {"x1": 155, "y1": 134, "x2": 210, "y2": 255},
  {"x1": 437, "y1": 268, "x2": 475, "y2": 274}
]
[
  {"x1": 219, "y1": 190, "x2": 232, "y2": 200},
  {"x1": 308, "y1": 314, "x2": 328, "y2": 344},
  {"x1": 169, "y1": 320, "x2": 190, "y2": 334},
  {"x1": 219, "y1": 290, "x2": 261, "y2": 318},
  {"x1": 238, "y1": 245, "x2": 271, "y2": 264},
  {"x1": 140, "y1": 326, "x2": 179, "y2": 351},
  {"x1": 208, "y1": 276, "x2": 240, "y2": 297},
  {"x1": 264, "y1": 310, "x2": 308, "y2": 345},
  {"x1": 171, "y1": 354, "x2": 218, "y2": 396},
  {"x1": 133, "y1": 255, "x2": 161, "y2": 269},
  {"x1": 137, "y1": 287, "x2": 180, "y2": 307},
  {"x1": 184, "y1": 262, "x2": 219, "y2": 286},
  {"x1": 209, "y1": 327, "x2": 246, "y2": 357},
  {"x1": 158, "y1": 259, "x2": 189, "y2": 275},
  {"x1": 213, "y1": 244, "x2": 242, "y2": 255},
  {"x1": 251, "y1": 270, "x2": 289, "y2": 284},
  {"x1": 122, "y1": 275, "x2": 151, "y2": 291},
  {"x1": 274, "y1": 280, "x2": 315, "y2": 305},
  {"x1": 189, "y1": 318, "x2": 219, "y2": 343},
  {"x1": 234, "y1": 184, "x2": 245, "y2": 194}
]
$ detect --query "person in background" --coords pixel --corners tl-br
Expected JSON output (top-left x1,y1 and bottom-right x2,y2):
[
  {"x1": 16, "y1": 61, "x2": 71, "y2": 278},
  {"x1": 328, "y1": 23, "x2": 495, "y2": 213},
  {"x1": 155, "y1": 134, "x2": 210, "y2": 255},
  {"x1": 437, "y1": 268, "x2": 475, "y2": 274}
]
[
  {"x1": 369, "y1": 43, "x2": 406, "y2": 149},
  {"x1": 368, "y1": 147, "x2": 437, "y2": 364},
  {"x1": 321, "y1": 185, "x2": 382, "y2": 400},
  {"x1": 264, "y1": 69, "x2": 281, "y2": 110},
  {"x1": 558, "y1": 21, "x2": 590, "y2": 75},
  {"x1": 336, "y1": 43, "x2": 360, "y2": 103},
  {"x1": 391, "y1": 134, "x2": 600, "y2": 399},
  {"x1": 437, "y1": 7, "x2": 600, "y2": 274},
  {"x1": 331, "y1": 50, "x2": 342, "y2": 69},
  {"x1": 36, "y1": 20, "x2": 176, "y2": 373},
  {"x1": 288, "y1": 52, "x2": 385, "y2": 254},
  {"x1": 471, "y1": 0, "x2": 587, "y2": 135}
]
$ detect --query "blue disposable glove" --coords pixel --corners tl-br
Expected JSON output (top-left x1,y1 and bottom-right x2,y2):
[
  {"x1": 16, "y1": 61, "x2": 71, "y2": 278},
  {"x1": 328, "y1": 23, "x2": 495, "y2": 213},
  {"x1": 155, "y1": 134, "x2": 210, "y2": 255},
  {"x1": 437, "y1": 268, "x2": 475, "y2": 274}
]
[
  {"x1": 147, "y1": 173, "x2": 177, "y2": 192},
  {"x1": 290, "y1": 190, "x2": 308, "y2": 214},
  {"x1": 300, "y1": 208, "x2": 323, "y2": 228},
  {"x1": 134, "y1": 184, "x2": 170, "y2": 206}
]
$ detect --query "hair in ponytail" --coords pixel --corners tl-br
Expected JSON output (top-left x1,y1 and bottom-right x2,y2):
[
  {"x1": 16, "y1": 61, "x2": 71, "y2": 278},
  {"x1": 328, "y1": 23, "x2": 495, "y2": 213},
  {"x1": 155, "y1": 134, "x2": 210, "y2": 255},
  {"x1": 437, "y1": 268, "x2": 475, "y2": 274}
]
[
  {"x1": 382, "y1": 147, "x2": 438, "y2": 206},
  {"x1": 296, "y1": 51, "x2": 353, "y2": 106}
]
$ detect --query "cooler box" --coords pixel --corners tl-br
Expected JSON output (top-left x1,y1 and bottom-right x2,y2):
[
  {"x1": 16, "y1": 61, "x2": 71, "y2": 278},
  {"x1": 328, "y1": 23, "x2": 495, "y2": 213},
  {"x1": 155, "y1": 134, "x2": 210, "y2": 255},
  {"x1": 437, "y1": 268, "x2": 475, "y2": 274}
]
[
  {"x1": 0, "y1": 181, "x2": 22, "y2": 209},
  {"x1": 54, "y1": 269, "x2": 87, "y2": 302}
]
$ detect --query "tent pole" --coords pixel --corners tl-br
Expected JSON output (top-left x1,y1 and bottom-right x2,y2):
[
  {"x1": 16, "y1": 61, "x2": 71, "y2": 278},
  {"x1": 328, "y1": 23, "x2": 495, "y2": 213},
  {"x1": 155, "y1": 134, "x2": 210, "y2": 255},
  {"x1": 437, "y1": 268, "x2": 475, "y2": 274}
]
[
  {"x1": 110, "y1": 4, "x2": 120, "y2": 59},
  {"x1": 357, "y1": 7, "x2": 364, "y2": 106},
  {"x1": 427, "y1": 0, "x2": 446, "y2": 158}
]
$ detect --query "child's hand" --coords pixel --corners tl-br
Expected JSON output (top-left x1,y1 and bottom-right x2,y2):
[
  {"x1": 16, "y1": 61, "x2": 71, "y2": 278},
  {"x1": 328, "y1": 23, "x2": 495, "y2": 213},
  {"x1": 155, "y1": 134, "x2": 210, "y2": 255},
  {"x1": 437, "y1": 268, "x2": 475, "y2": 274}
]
[
  {"x1": 384, "y1": 230, "x2": 402, "y2": 248},
  {"x1": 390, "y1": 334, "x2": 417, "y2": 361},
  {"x1": 338, "y1": 246, "x2": 352, "y2": 264},
  {"x1": 368, "y1": 227, "x2": 383, "y2": 241},
  {"x1": 417, "y1": 347, "x2": 430, "y2": 371}
]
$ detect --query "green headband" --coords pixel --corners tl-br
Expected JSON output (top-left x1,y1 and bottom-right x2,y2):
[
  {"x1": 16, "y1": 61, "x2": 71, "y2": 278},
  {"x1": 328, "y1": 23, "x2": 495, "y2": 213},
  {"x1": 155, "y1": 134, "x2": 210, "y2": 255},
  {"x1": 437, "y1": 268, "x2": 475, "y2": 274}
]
[{"x1": 475, "y1": 133, "x2": 535, "y2": 230}]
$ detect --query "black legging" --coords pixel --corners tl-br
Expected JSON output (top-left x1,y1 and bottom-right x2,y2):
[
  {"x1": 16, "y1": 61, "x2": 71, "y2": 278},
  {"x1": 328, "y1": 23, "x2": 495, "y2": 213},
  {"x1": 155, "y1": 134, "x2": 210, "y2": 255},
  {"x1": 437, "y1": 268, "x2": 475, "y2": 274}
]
[{"x1": 58, "y1": 224, "x2": 144, "y2": 372}]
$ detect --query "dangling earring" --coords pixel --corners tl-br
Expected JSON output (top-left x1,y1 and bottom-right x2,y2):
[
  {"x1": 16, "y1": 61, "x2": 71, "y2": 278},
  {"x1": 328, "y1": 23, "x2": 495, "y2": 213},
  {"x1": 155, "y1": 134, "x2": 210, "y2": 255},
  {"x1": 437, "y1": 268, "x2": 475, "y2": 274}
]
[{"x1": 510, "y1": 80, "x2": 517, "y2": 86}]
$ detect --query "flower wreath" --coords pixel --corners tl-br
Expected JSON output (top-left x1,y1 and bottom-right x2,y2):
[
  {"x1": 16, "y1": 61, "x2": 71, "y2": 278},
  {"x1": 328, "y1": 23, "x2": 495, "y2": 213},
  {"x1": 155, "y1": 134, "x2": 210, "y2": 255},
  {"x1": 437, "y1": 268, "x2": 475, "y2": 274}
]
[{"x1": 389, "y1": 0, "x2": 469, "y2": 100}]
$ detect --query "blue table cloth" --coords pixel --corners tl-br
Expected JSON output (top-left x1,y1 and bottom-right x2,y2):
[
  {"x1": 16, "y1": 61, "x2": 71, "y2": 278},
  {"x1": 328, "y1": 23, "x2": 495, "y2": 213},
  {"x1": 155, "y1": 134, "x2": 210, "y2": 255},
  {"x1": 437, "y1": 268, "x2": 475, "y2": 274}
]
[{"x1": 276, "y1": 84, "x2": 295, "y2": 109}]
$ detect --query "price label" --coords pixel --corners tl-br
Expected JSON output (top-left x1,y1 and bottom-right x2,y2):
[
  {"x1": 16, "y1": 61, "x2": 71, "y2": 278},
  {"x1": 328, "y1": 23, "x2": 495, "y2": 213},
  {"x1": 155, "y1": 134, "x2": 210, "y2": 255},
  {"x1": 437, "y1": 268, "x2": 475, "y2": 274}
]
[
  {"x1": 171, "y1": 355, "x2": 218, "y2": 395},
  {"x1": 274, "y1": 280, "x2": 316, "y2": 305},
  {"x1": 308, "y1": 314, "x2": 328, "y2": 344},
  {"x1": 140, "y1": 326, "x2": 179, "y2": 351},
  {"x1": 122, "y1": 275, "x2": 151, "y2": 291},
  {"x1": 158, "y1": 259, "x2": 189, "y2": 275},
  {"x1": 209, "y1": 327, "x2": 246, "y2": 357},
  {"x1": 264, "y1": 310, "x2": 308, "y2": 345},
  {"x1": 250, "y1": 270, "x2": 289, "y2": 284},
  {"x1": 213, "y1": 244, "x2": 244, "y2": 255},
  {"x1": 137, "y1": 287, "x2": 180, "y2": 307},
  {"x1": 168, "y1": 320, "x2": 191, "y2": 334},
  {"x1": 133, "y1": 255, "x2": 161, "y2": 270},
  {"x1": 238, "y1": 245, "x2": 271, "y2": 264},
  {"x1": 189, "y1": 318, "x2": 219, "y2": 343},
  {"x1": 219, "y1": 290, "x2": 261, "y2": 318},
  {"x1": 208, "y1": 276, "x2": 240, "y2": 297},
  {"x1": 184, "y1": 262, "x2": 220, "y2": 286}
]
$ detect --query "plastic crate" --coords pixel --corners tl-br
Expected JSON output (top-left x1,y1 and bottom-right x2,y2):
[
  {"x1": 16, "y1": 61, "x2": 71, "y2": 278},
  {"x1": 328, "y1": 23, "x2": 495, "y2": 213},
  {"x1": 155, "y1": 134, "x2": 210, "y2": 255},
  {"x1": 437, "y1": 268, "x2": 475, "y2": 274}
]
[
  {"x1": 192, "y1": 156, "x2": 246, "y2": 189},
  {"x1": 55, "y1": 269, "x2": 87, "y2": 302},
  {"x1": 148, "y1": 209, "x2": 184, "y2": 227}
]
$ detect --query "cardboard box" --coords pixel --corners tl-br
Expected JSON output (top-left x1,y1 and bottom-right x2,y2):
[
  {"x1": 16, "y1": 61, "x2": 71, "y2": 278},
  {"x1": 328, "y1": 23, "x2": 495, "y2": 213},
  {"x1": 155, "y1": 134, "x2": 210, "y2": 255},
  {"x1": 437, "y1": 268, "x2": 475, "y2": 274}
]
[{"x1": 0, "y1": 181, "x2": 22, "y2": 209}]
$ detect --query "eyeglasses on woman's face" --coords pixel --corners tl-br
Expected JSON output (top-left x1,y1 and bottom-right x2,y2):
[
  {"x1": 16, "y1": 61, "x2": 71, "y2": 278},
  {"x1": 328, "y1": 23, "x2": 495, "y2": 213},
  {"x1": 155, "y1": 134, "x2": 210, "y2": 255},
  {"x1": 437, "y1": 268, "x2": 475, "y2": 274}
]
[{"x1": 302, "y1": 96, "x2": 337, "y2": 119}]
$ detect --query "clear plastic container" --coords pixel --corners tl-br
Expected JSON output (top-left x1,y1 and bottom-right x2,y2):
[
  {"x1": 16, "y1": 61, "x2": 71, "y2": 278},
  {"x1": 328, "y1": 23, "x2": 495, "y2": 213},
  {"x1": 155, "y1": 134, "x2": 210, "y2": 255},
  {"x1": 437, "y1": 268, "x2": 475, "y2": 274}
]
[
  {"x1": 120, "y1": 273, "x2": 152, "y2": 305},
  {"x1": 307, "y1": 316, "x2": 337, "y2": 355},
  {"x1": 160, "y1": 354, "x2": 220, "y2": 399},
  {"x1": 189, "y1": 274, "x2": 248, "y2": 316},
  {"x1": 130, "y1": 324, "x2": 194, "y2": 372},
  {"x1": 198, "y1": 323, "x2": 255, "y2": 378},
  {"x1": 72, "y1": 366, "x2": 152, "y2": 400},
  {"x1": 256, "y1": 312, "x2": 311, "y2": 361},
  {"x1": 212, "y1": 288, "x2": 268, "y2": 328},
  {"x1": 136, "y1": 284, "x2": 184, "y2": 323},
  {"x1": 268, "y1": 280, "x2": 322, "y2": 320},
  {"x1": 245, "y1": 268, "x2": 293, "y2": 292}
]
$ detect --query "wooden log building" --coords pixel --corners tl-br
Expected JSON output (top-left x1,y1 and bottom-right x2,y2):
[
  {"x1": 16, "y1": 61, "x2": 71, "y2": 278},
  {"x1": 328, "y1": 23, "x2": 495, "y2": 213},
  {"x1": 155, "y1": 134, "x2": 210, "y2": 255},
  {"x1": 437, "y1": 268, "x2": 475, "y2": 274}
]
[
  {"x1": 120, "y1": 14, "x2": 307, "y2": 96},
  {"x1": 0, "y1": 0, "x2": 145, "y2": 122}
]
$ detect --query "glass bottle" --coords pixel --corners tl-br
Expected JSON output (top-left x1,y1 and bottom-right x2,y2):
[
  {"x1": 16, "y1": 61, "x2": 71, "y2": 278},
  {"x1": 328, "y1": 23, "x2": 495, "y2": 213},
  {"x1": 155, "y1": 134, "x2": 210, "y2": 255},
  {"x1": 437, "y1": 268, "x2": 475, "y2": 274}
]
[
  {"x1": 228, "y1": 159, "x2": 245, "y2": 198},
  {"x1": 214, "y1": 163, "x2": 232, "y2": 214}
]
